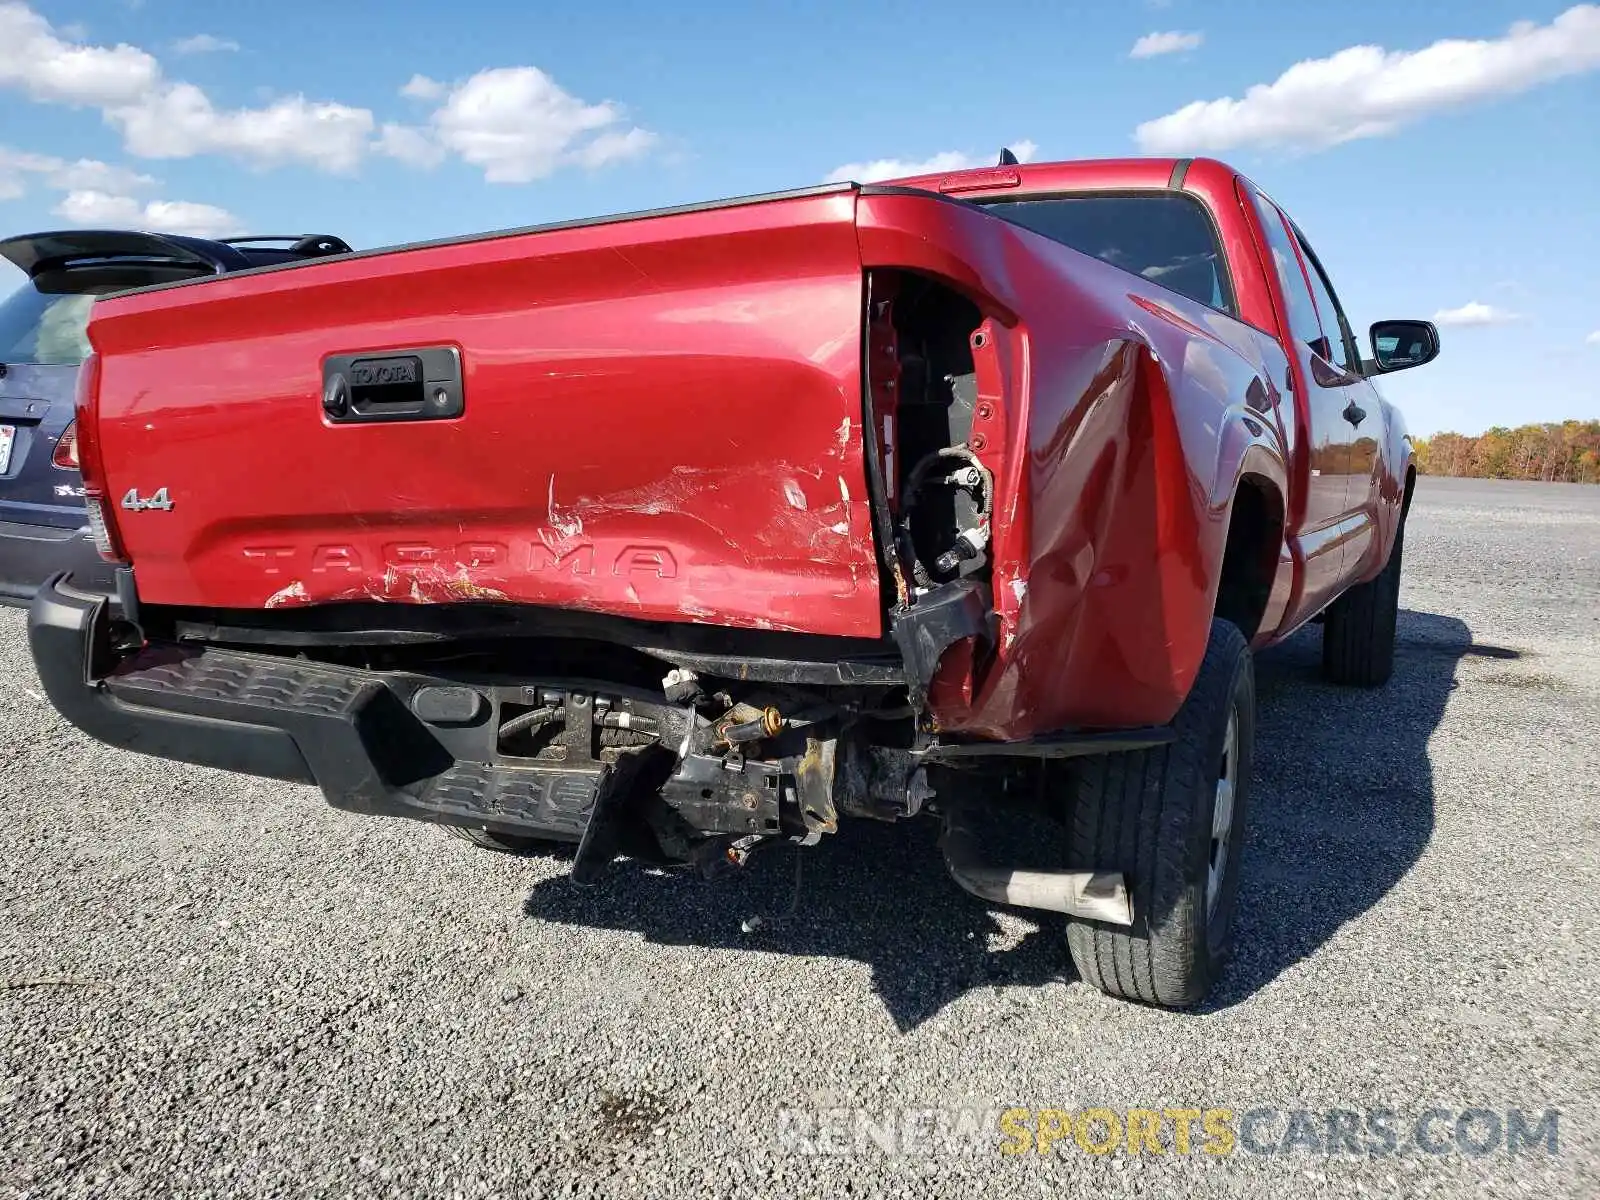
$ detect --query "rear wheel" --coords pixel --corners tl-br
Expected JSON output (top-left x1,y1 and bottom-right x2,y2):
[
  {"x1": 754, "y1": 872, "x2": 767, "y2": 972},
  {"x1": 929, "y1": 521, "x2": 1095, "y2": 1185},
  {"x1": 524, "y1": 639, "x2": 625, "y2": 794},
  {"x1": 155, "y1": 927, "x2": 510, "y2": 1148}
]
[
  {"x1": 1322, "y1": 513, "x2": 1405, "y2": 686},
  {"x1": 1063, "y1": 618, "x2": 1254, "y2": 1008}
]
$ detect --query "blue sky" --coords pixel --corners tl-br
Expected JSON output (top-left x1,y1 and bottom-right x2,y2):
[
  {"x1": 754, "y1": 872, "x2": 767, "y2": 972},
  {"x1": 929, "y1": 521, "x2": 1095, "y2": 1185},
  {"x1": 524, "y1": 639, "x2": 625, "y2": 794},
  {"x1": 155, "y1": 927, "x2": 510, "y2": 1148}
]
[{"x1": 2, "y1": 0, "x2": 1597, "y2": 437}]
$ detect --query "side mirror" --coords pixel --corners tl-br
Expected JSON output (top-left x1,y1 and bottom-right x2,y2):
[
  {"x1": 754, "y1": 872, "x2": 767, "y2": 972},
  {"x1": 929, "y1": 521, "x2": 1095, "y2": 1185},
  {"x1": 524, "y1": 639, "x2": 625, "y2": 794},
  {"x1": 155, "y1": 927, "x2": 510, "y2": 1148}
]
[{"x1": 1368, "y1": 319, "x2": 1440, "y2": 374}]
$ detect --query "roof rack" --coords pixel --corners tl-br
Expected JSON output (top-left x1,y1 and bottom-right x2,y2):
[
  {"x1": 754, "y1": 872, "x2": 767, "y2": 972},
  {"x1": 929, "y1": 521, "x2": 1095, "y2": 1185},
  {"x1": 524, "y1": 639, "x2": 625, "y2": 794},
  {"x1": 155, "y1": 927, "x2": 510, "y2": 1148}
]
[{"x1": 220, "y1": 234, "x2": 353, "y2": 257}]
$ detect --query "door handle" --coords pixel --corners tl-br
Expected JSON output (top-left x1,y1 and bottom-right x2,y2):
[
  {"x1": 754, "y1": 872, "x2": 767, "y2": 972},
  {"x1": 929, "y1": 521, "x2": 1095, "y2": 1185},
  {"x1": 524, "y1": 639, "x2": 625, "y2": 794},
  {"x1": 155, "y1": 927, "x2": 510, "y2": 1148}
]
[
  {"x1": 322, "y1": 346, "x2": 464, "y2": 424},
  {"x1": 1342, "y1": 399, "x2": 1367, "y2": 427}
]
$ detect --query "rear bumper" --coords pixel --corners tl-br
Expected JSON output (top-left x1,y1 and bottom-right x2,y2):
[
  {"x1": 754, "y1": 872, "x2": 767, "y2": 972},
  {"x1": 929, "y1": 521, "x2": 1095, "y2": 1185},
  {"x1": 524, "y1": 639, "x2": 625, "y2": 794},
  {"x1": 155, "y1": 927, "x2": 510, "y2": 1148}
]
[
  {"x1": 27, "y1": 574, "x2": 1151, "y2": 920},
  {"x1": 0, "y1": 520, "x2": 115, "y2": 608},
  {"x1": 26, "y1": 574, "x2": 606, "y2": 842}
]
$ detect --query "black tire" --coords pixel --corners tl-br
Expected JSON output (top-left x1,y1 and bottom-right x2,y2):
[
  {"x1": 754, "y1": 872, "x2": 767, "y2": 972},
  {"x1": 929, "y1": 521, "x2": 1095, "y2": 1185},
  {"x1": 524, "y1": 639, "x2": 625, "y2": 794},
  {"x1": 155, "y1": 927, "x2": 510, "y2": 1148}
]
[
  {"x1": 446, "y1": 826, "x2": 568, "y2": 856},
  {"x1": 1064, "y1": 618, "x2": 1254, "y2": 1008},
  {"x1": 1321, "y1": 513, "x2": 1405, "y2": 687}
]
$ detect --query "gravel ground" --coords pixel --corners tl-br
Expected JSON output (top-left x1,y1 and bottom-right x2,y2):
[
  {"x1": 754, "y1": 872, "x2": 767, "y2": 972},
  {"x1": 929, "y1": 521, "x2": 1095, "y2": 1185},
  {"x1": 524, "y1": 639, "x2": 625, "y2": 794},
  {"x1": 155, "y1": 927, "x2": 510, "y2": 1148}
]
[{"x1": 2, "y1": 475, "x2": 1597, "y2": 1199}]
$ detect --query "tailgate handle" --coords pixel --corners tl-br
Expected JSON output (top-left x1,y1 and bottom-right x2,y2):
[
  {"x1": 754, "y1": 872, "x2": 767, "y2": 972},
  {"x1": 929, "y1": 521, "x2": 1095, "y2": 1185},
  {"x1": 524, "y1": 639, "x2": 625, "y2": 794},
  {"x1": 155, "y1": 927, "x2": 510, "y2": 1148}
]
[{"x1": 322, "y1": 346, "x2": 464, "y2": 424}]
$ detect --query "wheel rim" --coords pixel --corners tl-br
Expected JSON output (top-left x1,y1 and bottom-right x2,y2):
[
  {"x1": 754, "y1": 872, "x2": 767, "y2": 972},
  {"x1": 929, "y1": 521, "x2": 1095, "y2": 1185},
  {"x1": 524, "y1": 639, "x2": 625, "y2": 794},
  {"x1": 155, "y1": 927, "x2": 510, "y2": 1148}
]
[{"x1": 1207, "y1": 707, "x2": 1238, "y2": 918}]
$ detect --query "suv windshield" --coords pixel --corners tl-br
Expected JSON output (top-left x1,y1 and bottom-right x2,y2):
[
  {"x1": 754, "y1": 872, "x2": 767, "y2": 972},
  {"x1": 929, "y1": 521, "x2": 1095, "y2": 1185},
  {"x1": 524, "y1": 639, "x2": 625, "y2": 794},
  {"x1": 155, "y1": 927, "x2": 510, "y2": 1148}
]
[
  {"x1": 0, "y1": 262, "x2": 210, "y2": 366},
  {"x1": 978, "y1": 193, "x2": 1236, "y2": 315}
]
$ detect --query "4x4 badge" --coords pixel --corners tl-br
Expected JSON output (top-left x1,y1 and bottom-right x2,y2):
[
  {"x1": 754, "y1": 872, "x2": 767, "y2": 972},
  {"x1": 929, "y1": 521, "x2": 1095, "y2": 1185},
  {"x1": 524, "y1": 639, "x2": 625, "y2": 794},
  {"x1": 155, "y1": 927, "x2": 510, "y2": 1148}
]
[{"x1": 121, "y1": 487, "x2": 174, "y2": 512}]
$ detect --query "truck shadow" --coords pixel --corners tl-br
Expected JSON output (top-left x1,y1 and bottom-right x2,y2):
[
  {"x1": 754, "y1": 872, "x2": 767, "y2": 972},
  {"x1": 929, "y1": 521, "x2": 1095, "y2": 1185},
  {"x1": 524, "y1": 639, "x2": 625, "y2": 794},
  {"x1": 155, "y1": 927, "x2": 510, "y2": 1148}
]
[
  {"x1": 521, "y1": 815, "x2": 1056, "y2": 1034},
  {"x1": 521, "y1": 609, "x2": 1484, "y2": 1031},
  {"x1": 1209, "y1": 608, "x2": 1481, "y2": 1012}
]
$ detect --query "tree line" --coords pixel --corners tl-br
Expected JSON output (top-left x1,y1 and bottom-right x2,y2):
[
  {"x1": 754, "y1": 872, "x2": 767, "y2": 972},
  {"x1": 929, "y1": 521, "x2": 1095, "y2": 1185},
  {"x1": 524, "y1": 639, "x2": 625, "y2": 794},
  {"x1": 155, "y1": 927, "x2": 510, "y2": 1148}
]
[{"x1": 1412, "y1": 420, "x2": 1600, "y2": 484}]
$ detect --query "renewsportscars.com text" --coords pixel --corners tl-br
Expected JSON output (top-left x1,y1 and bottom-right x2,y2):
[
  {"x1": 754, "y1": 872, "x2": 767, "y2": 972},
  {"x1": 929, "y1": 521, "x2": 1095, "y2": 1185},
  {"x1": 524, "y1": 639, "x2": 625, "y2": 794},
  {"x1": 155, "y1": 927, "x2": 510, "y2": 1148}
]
[{"x1": 773, "y1": 1105, "x2": 1561, "y2": 1159}]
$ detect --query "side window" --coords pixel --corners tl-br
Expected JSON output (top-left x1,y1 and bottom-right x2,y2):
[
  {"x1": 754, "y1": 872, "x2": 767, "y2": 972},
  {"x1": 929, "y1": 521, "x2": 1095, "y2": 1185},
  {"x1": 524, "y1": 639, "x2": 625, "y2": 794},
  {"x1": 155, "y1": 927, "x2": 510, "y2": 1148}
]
[
  {"x1": 1293, "y1": 230, "x2": 1355, "y2": 373},
  {"x1": 1249, "y1": 193, "x2": 1324, "y2": 356}
]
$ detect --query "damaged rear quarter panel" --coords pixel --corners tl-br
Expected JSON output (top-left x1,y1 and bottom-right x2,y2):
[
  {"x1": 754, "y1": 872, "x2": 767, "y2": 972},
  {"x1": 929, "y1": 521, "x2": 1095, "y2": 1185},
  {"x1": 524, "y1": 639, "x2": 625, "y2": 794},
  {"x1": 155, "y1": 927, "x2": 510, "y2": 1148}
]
[
  {"x1": 857, "y1": 190, "x2": 1289, "y2": 737},
  {"x1": 87, "y1": 191, "x2": 882, "y2": 638}
]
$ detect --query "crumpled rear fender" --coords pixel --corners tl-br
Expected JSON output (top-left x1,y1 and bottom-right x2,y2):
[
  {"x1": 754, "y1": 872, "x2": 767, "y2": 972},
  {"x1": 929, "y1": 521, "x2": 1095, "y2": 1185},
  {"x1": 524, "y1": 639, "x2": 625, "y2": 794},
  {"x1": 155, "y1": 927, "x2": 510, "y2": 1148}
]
[{"x1": 857, "y1": 191, "x2": 1290, "y2": 737}]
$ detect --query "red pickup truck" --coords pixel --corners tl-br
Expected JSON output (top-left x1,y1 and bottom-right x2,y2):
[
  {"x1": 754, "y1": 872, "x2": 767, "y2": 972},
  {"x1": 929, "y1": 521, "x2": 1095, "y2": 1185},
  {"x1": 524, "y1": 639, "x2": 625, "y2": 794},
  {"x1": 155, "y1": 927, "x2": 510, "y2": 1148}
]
[{"x1": 28, "y1": 154, "x2": 1438, "y2": 1008}]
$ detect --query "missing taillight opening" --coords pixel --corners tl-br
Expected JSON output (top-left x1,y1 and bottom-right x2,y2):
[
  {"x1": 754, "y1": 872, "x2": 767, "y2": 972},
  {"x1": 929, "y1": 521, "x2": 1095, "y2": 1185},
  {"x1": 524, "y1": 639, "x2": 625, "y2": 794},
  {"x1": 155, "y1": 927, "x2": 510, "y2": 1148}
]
[
  {"x1": 83, "y1": 495, "x2": 119, "y2": 559},
  {"x1": 867, "y1": 271, "x2": 991, "y2": 593},
  {"x1": 71, "y1": 351, "x2": 128, "y2": 563}
]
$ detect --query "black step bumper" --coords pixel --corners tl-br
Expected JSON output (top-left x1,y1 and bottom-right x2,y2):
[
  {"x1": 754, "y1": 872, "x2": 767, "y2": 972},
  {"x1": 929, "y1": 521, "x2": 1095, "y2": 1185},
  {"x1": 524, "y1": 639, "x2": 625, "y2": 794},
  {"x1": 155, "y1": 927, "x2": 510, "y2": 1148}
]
[{"x1": 26, "y1": 574, "x2": 605, "y2": 841}]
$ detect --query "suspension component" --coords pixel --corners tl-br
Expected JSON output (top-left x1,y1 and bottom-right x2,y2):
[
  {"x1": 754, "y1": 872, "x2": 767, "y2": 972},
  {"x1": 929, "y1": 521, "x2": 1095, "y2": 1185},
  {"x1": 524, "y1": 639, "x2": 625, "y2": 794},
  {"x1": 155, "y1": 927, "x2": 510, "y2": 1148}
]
[{"x1": 717, "y1": 705, "x2": 784, "y2": 745}]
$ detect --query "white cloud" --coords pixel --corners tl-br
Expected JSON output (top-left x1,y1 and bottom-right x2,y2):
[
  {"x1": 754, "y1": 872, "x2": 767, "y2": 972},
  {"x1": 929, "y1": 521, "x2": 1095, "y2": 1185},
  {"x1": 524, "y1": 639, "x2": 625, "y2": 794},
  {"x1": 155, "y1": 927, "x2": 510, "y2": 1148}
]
[
  {"x1": 52, "y1": 189, "x2": 243, "y2": 238},
  {"x1": 570, "y1": 126, "x2": 659, "y2": 170},
  {"x1": 387, "y1": 67, "x2": 656, "y2": 182},
  {"x1": 375, "y1": 122, "x2": 445, "y2": 168},
  {"x1": 1, "y1": 3, "x2": 658, "y2": 182},
  {"x1": 0, "y1": 0, "x2": 160, "y2": 106},
  {"x1": 401, "y1": 73, "x2": 445, "y2": 100},
  {"x1": 1131, "y1": 31, "x2": 1203, "y2": 59},
  {"x1": 45, "y1": 157, "x2": 155, "y2": 192},
  {"x1": 0, "y1": 142, "x2": 242, "y2": 239},
  {"x1": 826, "y1": 151, "x2": 977, "y2": 184},
  {"x1": 1585, "y1": 330, "x2": 1600, "y2": 345},
  {"x1": 1135, "y1": 4, "x2": 1600, "y2": 153},
  {"x1": 1432, "y1": 302, "x2": 1523, "y2": 327},
  {"x1": 0, "y1": 3, "x2": 370, "y2": 172},
  {"x1": 825, "y1": 139, "x2": 1038, "y2": 184},
  {"x1": 0, "y1": 145, "x2": 156, "y2": 200},
  {"x1": 171, "y1": 34, "x2": 239, "y2": 55},
  {"x1": 108, "y1": 84, "x2": 375, "y2": 172}
]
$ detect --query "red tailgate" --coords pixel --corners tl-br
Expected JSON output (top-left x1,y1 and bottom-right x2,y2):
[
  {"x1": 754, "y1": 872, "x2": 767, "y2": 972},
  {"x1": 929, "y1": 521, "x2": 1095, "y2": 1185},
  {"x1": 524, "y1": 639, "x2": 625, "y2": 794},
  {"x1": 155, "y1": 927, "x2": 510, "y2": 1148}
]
[{"x1": 86, "y1": 189, "x2": 884, "y2": 638}]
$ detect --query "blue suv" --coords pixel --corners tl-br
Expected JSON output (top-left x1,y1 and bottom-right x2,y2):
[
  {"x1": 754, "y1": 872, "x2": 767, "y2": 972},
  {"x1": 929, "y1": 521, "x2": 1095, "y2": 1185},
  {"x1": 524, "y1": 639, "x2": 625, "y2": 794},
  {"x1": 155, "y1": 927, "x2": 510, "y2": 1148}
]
[{"x1": 0, "y1": 229, "x2": 350, "y2": 607}]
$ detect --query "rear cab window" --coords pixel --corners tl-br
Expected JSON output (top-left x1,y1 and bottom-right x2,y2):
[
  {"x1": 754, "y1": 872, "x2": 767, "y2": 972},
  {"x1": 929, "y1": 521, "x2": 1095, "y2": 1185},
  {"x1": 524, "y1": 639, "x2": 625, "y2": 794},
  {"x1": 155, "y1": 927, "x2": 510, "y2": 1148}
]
[{"x1": 976, "y1": 192, "x2": 1237, "y2": 316}]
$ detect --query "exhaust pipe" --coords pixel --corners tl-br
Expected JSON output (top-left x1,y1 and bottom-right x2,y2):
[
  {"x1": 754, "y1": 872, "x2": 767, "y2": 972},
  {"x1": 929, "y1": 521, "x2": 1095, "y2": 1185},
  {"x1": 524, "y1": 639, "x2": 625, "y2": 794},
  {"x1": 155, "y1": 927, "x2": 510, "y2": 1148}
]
[{"x1": 939, "y1": 805, "x2": 1133, "y2": 926}]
